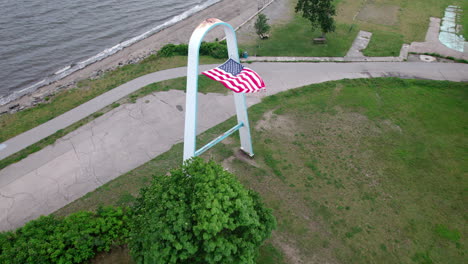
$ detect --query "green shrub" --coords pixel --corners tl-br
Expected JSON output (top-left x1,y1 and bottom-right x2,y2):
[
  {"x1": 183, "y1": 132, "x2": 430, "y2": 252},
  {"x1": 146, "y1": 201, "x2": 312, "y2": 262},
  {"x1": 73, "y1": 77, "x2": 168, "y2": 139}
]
[
  {"x1": 0, "y1": 207, "x2": 129, "y2": 264},
  {"x1": 128, "y1": 157, "x2": 276, "y2": 264},
  {"x1": 158, "y1": 44, "x2": 178, "y2": 57},
  {"x1": 158, "y1": 41, "x2": 243, "y2": 59},
  {"x1": 175, "y1": 44, "x2": 189, "y2": 56}
]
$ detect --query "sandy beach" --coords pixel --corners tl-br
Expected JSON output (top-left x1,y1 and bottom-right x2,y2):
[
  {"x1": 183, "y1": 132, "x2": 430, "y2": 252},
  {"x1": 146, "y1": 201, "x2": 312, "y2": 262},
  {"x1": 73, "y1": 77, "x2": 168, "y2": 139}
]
[{"x1": 0, "y1": 0, "x2": 291, "y2": 113}]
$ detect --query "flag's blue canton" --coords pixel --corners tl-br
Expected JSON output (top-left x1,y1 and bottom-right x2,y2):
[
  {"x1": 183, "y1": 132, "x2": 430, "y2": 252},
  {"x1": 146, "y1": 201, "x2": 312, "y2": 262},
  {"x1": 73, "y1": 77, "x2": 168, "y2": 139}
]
[{"x1": 219, "y1": 59, "x2": 244, "y2": 76}]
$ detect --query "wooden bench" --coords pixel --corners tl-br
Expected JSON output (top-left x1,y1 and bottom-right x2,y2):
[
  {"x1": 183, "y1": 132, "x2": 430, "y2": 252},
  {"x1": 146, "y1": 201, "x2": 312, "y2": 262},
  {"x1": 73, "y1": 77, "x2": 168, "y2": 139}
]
[
  {"x1": 260, "y1": 33, "x2": 270, "y2": 39},
  {"x1": 313, "y1": 37, "x2": 327, "y2": 44}
]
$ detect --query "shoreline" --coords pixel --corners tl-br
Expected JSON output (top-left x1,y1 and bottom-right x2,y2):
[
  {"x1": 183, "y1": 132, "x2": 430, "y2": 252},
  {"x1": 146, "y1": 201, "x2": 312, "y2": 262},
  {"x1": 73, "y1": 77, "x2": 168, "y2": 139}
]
[
  {"x1": 0, "y1": 0, "x2": 278, "y2": 114},
  {"x1": 0, "y1": 0, "x2": 223, "y2": 108}
]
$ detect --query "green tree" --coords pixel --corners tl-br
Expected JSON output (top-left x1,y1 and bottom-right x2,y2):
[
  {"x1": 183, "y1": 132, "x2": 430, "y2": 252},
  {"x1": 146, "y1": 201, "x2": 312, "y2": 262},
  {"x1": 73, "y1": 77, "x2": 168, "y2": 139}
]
[
  {"x1": 295, "y1": 0, "x2": 336, "y2": 37},
  {"x1": 254, "y1": 13, "x2": 271, "y2": 39},
  {"x1": 128, "y1": 157, "x2": 276, "y2": 264}
]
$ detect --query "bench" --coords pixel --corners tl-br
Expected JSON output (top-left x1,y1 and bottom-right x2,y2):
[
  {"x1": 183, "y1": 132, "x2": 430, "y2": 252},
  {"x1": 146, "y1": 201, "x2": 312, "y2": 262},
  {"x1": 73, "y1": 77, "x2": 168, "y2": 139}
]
[
  {"x1": 260, "y1": 33, "x2": 270, "y2": 39},
  {"x1": 313, "y1": 37, "x2": 327, "y2": 44}
]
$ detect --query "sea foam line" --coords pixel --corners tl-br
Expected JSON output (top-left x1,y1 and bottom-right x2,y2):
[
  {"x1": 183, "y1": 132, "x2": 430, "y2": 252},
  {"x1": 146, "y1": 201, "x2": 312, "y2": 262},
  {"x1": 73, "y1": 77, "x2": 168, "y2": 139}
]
[{"x1": 0, "y1": 0, "x2": 221, "y2": 106}]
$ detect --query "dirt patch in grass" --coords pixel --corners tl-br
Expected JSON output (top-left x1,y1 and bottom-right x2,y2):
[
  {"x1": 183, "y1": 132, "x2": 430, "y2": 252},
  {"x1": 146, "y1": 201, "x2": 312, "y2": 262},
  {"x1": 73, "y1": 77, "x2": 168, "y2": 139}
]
[
  {"x1": 356, "y1": 4, "x2": 400, "y2": 26},
  {"x1": 272, "y1": 234, "x2": 305, "y2": 264},
  {"x1": 237, "y1": 0, "x2": 295, "y2": 44},
  {"x1": 255, "y1": 109, "x2": 298, "y2": 138}
]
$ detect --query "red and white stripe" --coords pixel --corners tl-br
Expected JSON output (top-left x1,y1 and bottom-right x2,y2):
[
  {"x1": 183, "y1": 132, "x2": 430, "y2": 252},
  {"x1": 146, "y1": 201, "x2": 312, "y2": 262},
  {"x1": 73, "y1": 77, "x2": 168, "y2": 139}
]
[{"x1": 202, "y1": 67, "x2": 265, "y2": 93}]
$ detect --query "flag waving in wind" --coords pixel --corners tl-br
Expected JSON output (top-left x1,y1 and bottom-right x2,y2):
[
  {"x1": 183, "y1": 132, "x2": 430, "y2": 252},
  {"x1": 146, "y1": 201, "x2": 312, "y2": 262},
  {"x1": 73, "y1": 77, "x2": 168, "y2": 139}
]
[{"x1": 202, "y1": 59, "x2": 266, "y2": 93}]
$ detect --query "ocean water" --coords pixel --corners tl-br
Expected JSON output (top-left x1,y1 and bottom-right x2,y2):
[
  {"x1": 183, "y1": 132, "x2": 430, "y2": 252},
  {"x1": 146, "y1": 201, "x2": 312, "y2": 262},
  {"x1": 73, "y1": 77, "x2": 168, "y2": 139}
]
[{"x1": 0, "y1": 0, "x2": 220, "y2": 105}]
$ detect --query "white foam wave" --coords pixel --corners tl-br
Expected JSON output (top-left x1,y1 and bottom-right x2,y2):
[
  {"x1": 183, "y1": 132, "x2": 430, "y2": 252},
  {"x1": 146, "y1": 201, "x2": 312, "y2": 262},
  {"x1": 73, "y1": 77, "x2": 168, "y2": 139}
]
[
  {"x1": 54, "y1": 65, "x2": 71, "y2": 75},
  {"x1": 0, "y1": 0, "x2": 221, "y2": 106}
]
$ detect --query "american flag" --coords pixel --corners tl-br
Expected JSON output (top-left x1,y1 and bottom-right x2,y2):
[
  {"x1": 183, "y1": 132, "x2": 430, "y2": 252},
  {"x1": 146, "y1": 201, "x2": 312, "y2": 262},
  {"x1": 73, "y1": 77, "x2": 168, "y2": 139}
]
[{"x1": 202, "y1": 59, "x2": 265, "y2": 93}]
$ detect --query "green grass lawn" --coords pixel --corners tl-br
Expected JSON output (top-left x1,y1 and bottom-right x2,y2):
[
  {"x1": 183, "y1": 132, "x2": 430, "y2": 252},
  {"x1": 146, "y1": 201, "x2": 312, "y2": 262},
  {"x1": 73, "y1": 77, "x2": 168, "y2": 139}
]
[
  {"x1": 363, "y1": 30, "x2": 404, "y2": 57},
  {"x1": 55, "y1": 78, "x2": 467, "y2": 264},
  {"x1": 240, "y1": 0, "x2": 465, "y2": 57},
  {"x1": 338, "y1": 0, "x2": 463, "y2": 56},
  {"x1": 240, "y1": 16, "x2": 359, "y2": 57},
  {"x1": 460, "y1": 1, "x2": 468, "y2": 39}
]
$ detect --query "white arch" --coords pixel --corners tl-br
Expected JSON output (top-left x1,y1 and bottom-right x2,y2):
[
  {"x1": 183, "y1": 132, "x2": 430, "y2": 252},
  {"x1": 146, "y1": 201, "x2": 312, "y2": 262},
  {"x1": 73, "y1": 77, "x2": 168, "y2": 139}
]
[{"x1": 183, "y1": 18, "x2": 254, "y2": 161}]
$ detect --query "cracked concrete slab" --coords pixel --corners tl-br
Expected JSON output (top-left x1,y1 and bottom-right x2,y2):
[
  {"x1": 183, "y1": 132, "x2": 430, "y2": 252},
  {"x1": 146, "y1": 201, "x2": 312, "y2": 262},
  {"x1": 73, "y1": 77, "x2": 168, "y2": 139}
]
[
  {"x1": 0, "y1": 62, "x2": 467, "y2": 231},
  {"x1": 346, "y1": 31, "x2": 373, "y2": 58}
]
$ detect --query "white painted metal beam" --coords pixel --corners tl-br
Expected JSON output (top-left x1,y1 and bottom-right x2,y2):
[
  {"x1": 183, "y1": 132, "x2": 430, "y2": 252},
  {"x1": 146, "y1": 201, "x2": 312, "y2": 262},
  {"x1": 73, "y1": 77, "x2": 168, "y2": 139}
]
[{"x1": 183, "y1": 18, "x2": 254, "y2": 162}]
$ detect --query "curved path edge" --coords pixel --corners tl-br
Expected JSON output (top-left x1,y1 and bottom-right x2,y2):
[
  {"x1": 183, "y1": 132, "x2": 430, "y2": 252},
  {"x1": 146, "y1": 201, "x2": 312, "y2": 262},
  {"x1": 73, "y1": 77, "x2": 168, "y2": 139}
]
[{"x1": 0, "y1": 62, "x2": 467, "y2": 231}]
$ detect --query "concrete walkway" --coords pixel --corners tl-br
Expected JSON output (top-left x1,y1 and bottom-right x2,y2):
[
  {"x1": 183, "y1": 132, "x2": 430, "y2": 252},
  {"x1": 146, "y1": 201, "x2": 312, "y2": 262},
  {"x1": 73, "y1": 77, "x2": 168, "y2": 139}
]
[
  {"x1": 243, "y1": 36, "x2": 410, "y2": 63},
  {"x1": 0, "y1": 66, "x2": 199, "y2": 161},
  {"x1": 242, "y1": 56, "x2": 406, "y2": 62},
  {"x1": 345, "y1": 30, "x2": 373, "y2": 57},
  {"x1": 409, "y1": 17, "x2": 468, "y2": 60},
  {"x1": 1, "y1": 62, "x2": 468, "y2": 231}
]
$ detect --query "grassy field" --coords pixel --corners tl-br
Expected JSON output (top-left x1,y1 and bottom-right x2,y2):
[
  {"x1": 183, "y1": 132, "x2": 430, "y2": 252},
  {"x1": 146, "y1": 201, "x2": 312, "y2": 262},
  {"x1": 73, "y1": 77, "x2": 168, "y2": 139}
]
[
  {"x1": 241, "y1": 0, "x2": 464, "y2": 57},
  {"x1": 55, "y1": 78, "x2": 467, "y2": 264},
  {"x1": 461, "y1": 1, "x2": 468, "y2": 39},
  {"x1": 240, "y1": 16, "x2": 359, "y2": 57},
  {"x1": 338, "y1": 0, "x2": 463, "y2": 56},
  {"x1": 362, "y1": 30, "x2": 403, "y2": 57},
  {"x1": 337, "y1": 0, "x2": 454, "y2": 42}
]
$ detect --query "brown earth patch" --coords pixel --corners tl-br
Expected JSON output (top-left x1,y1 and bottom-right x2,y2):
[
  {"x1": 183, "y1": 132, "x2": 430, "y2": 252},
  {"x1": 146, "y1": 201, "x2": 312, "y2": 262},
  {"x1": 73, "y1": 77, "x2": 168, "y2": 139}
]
[
  {"x1": 356, "y1": 4, "x2": 399, "y2": 26},
  {"x1": 236, "y1": 0, "x2": 295, "y2": 44},
  {"x1": 272, "y1": 234, "x2": 304, "y2": 264},
  {"x1": 255, "y1": 110, "x2": 298, "y2": 138},
  {"x1": 222, "y1": 149, "x2": 260, "y2": 172}
]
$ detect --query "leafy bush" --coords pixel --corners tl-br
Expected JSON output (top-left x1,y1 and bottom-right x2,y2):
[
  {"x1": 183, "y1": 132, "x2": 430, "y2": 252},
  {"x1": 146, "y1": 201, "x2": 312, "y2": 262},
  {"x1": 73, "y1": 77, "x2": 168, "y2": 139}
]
[
  {"x1": 0, "y1": 207, "x2": 129, "y2": 264},
  {"x1": 129, "y1": 158, "x2": 276, "y2": 264},
  {"x1": 200, "y1": 42, "x2": 228, "y2": 59},
  {"x1": 158, "y1": 44, "x2": 178, "y2": 57},
  {"x1": 175, "y1": 44, "x2": 189, "y2": 56},
  {"x1": 158, "y1": 41, "x2": 243, "y2": 59}
]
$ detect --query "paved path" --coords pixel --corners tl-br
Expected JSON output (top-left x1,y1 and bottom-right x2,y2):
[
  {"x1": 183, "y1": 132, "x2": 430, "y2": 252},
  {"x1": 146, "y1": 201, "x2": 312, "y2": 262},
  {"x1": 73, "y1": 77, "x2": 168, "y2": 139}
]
[
  {"x1": 243, "y1": 39, "x2": 410, "y2": 63},
  {"x1": 345, "y1": 30, "x2": 373, "y2": 58},
  {"x1": 409, "y1": 17, "x2": 468, "y2": 60},
  {"x1": 1, "y1": 62, "x2": 467, "y2": 231},
  {"x1": 0, "y1": 66, "x2": 194, "y2": 160}
]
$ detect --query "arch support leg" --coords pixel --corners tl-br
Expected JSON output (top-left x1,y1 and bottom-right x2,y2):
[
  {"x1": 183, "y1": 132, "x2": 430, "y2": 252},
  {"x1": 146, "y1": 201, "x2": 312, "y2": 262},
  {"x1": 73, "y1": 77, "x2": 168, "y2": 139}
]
[{"x1": 183, "y1": 18, "x2": 254, "y2": 162}]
